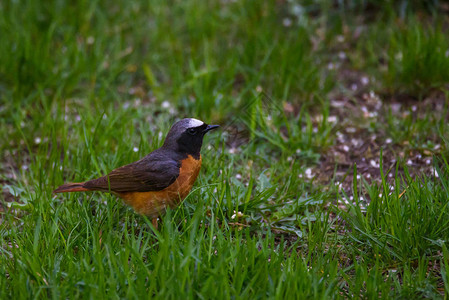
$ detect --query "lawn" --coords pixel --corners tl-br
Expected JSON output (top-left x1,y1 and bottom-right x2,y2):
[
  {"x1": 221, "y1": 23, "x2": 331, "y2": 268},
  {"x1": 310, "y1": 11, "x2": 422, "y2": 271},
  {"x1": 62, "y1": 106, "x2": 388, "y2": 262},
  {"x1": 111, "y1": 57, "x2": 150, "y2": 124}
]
[{"x1": 1, "y1": 0, "x2": 449, "y2": 298}]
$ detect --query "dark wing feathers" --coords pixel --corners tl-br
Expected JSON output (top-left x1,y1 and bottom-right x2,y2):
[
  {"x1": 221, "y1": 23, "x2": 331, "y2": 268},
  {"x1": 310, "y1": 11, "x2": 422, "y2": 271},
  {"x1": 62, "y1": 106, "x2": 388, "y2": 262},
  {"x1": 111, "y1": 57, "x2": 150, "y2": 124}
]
[{"x1": 83, "y1": 152, "x2": 180, "y2": 192}]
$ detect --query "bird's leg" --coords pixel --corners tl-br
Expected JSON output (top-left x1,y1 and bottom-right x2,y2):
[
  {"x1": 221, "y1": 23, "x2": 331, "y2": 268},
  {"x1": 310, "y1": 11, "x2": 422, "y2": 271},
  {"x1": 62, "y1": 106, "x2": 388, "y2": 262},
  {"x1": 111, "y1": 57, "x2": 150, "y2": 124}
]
[{"x1": 152, "y1": 218, "x2": 158, "y2": 229}]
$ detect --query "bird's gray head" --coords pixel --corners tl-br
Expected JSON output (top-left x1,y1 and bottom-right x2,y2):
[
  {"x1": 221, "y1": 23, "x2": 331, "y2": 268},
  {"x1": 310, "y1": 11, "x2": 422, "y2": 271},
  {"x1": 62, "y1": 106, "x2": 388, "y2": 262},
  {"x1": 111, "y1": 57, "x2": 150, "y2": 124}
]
[{"x1": 162, "y1": 118, "x2": 219, "y2": 157}]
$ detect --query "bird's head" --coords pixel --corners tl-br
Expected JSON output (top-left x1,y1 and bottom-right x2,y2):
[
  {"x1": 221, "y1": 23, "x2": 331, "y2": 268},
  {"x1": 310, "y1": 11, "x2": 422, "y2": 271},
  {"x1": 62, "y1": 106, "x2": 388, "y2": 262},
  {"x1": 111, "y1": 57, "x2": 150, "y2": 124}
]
[{"x1": 163, "y1": 118, "x2": 219, "y2": 157}]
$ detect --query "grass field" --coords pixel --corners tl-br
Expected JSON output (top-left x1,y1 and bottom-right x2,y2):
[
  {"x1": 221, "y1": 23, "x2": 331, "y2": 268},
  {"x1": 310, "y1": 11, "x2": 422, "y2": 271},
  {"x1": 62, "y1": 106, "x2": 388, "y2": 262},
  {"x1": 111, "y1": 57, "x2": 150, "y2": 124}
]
[{"x1": 1, "y1": 0, "x2": 449, "y2": 298}]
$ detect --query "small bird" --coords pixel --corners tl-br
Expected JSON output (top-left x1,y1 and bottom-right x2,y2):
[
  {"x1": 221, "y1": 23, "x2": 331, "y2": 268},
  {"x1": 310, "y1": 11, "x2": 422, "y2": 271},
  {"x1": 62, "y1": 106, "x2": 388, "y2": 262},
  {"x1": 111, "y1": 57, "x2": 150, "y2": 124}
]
[{"x1": 54, "y1": 118, "x2": 219, "y2": 226}]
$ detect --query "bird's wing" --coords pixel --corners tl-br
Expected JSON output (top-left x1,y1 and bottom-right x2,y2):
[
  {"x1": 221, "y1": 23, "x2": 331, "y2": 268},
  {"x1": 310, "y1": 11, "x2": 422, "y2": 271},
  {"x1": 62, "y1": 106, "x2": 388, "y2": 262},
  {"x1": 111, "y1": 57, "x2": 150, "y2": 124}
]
[{"x1": 83, "y1": 154, "x2": 180, "y2": 192}]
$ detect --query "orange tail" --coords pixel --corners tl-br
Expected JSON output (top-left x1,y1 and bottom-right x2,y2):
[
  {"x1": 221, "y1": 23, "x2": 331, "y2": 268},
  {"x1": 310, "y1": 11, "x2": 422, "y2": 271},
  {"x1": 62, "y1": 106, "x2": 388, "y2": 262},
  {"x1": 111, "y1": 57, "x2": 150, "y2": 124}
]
[{"x1": 54, "y1": 182, "x2": 89, "y2": 193}]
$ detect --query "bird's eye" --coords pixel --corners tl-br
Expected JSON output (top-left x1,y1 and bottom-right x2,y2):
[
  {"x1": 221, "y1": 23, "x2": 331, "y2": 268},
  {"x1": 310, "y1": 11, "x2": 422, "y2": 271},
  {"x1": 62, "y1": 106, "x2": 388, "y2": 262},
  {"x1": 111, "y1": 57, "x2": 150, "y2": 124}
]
[{"x1": 187, "y1": 128, "x2": 197, "y2": 135}]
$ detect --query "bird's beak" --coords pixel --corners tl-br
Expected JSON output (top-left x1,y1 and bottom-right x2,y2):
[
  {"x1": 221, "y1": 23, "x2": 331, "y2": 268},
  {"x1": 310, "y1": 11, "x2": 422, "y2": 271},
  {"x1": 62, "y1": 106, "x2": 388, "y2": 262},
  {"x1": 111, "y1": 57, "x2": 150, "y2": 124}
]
[{"x1": 203, "y1": 124, "x2": 220, "y2": 133}]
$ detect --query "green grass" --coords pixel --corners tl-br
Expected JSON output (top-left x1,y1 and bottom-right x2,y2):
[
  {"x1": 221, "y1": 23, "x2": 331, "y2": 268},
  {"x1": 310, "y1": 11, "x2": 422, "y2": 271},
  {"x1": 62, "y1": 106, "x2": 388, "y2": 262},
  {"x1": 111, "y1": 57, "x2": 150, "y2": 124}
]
[
  {"x1": 340, "y1": 159, "x2": 449, "y2": 298},
  {"x1": 349, "y1": 13, "x2": 449, "y2": 96},
  {"x1": 1, "y1": 0, "x2": 449, "y2": 298},
  {"x1": 385, "y1": 21, "x2": 449, "y2": 95}
]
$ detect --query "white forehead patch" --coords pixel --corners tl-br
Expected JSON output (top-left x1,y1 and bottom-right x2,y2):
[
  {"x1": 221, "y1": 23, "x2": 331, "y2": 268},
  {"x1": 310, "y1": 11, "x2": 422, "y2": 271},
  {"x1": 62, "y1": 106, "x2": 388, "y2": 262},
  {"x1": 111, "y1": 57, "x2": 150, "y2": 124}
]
[{"x1": 187, "y1": 118, "x2": 204, "y2": 127}]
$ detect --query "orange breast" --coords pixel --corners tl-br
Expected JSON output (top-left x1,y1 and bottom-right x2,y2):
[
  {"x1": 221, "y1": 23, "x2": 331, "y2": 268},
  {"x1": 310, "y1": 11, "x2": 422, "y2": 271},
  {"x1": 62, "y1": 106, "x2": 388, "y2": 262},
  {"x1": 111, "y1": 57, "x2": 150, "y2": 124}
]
[{"x1": 117, "y1": 155, "x2": 202, "y2": 218}]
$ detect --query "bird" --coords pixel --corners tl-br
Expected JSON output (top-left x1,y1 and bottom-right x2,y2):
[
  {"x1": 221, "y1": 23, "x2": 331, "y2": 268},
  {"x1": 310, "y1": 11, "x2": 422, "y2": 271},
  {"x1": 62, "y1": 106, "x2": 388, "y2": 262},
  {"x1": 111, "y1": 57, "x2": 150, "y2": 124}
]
[{"x1": 54, "y1": 118, "x2": 219, "y2": 227}]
